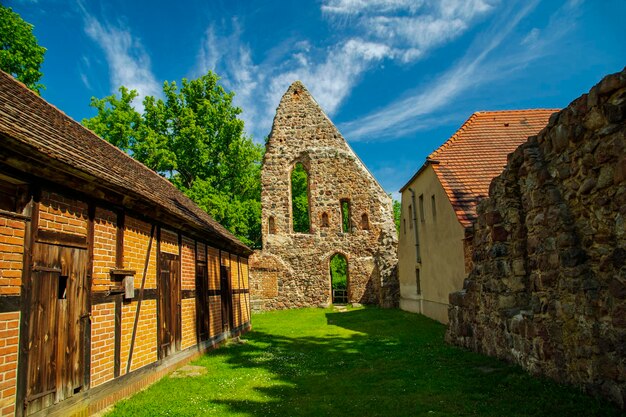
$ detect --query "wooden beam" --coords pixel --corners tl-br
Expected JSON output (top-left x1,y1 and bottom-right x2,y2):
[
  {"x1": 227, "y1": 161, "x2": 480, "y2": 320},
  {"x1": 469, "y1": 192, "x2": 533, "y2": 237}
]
[
  {"x1": 16, "y1": 187, "x2": 39, "y2": 417},
  {"x1": 116, "y1": 211, "x2": 125, "y2": 268},
  {"x1": 113, "y1": 295, "x2": 121, "y2": 378},
  {"x1": 84, "y1": 203, "x2": 95, "y2": 390},
  {"x1": 35, "y1": 229, "x2": 88, "y2": 249}
]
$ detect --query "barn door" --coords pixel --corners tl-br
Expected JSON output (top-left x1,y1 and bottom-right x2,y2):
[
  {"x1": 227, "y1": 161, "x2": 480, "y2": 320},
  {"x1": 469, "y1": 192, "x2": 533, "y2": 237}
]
[
  {"x1": 25, "y1": 243, "x2": 88, "y2": 415},
  {"x1": 158, "y1": 252, "x2": 180, "y2": 359},
  {"x1": 220, "y1": 266, "x2": 233, "y2": 332},
  {"x1": 195, "y1": 262, "x2": 210, "y2": 341}
]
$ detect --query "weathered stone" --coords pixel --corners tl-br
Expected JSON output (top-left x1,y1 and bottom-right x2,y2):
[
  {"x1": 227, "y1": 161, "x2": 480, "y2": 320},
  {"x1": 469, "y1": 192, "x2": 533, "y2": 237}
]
[
  {"x1": 446, "y1": 68, "x2": 626, "y2": 409},
  {"x1": 249, "y1": 82, "x2": 399, "y2": 311}
]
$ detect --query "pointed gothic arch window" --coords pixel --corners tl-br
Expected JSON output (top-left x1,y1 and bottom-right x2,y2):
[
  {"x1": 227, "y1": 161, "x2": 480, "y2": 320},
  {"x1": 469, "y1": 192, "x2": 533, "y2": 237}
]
[{"x1": 291, "y1": 163, "x2": 310, "y2": 233}]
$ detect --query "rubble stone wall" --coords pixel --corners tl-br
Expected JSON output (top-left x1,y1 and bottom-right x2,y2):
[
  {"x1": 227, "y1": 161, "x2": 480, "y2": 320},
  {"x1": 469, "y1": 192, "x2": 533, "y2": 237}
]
[
  {"x1": 447, "y1": 68, "x2": 626, "y2": 407},
  {"x1": 250, "y1": 82, "x2": 399, "y2": 311}
]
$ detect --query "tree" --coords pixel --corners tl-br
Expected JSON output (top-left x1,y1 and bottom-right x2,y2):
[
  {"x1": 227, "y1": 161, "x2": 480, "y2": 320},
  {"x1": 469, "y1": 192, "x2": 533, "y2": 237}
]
[
  {"x1": 83, "y1": 72, "x2": 264, "y2": 247},
  {"x1": 393, "y1": 199, "x2": 401, "y2": 236},
  {"x1": 0, "y1": 6, "x2": 46, "y2": 93}
]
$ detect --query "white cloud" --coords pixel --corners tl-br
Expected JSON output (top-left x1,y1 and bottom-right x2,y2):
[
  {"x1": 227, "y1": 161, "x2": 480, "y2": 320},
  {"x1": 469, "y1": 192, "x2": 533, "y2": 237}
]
[
  {"x1": 195, "y1": 1, "x2": 497, "y2": 142},
  {"x1": 340, "y1": 0, "x2": 582, "y2": 141},
  {"x1": 323, "y1": 0, "x2": 497, "y2": 63},
  {"x1": 80, "y1": 7, "x2": 160, "y2": 107}
]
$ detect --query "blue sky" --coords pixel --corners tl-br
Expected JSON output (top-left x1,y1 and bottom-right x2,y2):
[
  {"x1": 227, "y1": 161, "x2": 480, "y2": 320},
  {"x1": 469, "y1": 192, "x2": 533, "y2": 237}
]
[{"x1": 8, "y1": 0, "x2": 626, "y2": 199}]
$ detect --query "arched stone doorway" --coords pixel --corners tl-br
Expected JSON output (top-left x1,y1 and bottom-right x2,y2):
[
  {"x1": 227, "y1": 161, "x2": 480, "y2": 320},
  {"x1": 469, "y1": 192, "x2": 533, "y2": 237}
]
[{"x1": 330, "y1": 253, "x2": 348, "y2": 304}]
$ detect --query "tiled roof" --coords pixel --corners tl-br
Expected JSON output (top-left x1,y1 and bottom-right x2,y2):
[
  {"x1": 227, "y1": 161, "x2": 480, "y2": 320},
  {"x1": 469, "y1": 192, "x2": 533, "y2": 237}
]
[
  {"x1": 0, "y1": 70, "x2": 250, "y2": 255},
  {"x1": 428, "y1": 109, "x2": 557, "y2": 228}
]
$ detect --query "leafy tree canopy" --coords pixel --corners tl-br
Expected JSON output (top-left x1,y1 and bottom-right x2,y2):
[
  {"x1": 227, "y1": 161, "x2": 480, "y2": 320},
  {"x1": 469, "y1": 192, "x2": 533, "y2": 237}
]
[
  {"x1": 0, "y1": 5, "x2": 46, "y2": 93},
  {"x1": 83, "y1": 72, "x2": 263, "y2": 247}
]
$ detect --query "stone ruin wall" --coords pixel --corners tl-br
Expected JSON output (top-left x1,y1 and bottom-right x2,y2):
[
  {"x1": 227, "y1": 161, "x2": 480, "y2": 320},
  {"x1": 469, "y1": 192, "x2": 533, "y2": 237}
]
[
  {"x1": 249, "y1": 82, "x2": 399, "y2": 311},
  {"x1": 447, "y1": 68, "x2": 626, "y2": 407}
]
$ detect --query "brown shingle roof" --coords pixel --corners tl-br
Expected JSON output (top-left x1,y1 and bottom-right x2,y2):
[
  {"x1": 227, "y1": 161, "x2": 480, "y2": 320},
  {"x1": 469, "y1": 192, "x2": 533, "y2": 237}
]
[
  {"x1": 406, "y1": 109, "x2": 557, "y2": 228},
  {"x1": 0, "y1": 70, "x2": 251, "y2": 255}
]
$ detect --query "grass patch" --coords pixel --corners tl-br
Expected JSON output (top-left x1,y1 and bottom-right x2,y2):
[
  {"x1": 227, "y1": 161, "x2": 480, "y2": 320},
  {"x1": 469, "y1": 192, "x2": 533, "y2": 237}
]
[{"x1": 106, "y1": 307, "x2": 621, "y2": 416}]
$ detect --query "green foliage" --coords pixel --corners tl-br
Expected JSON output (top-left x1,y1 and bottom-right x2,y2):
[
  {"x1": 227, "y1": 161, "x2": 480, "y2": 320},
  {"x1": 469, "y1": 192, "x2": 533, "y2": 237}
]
[
  {"x1": 0, "y1": 5, "x2": 46, "y2": 93},
  {"x1": 83, "y1": 72, "x2": 263, "y2": 247},
  {"x1": 393, "y1": 198, "x2": 401, "y2": 235},
  {"x1": 106, "y1": 308, "x2": 622, "y2": 417},
  {"x1": 330, "y1": 254, "x2": 347, "y2": 289},
  {"x1": 291, "y1": 163, "x2": 309, "y2": 233}
]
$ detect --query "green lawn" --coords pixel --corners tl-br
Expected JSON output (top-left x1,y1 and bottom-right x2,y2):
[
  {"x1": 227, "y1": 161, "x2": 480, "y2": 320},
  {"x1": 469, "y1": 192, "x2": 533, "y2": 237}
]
[{"x1": 106, "y1": 307, "x2": 621, "y2": 416}]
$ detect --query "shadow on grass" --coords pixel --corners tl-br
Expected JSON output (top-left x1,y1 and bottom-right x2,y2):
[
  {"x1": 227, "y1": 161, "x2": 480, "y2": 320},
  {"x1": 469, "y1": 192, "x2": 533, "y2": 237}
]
[
  {"x1": 206, "y1": 308, "x2": 620, "y2": 417},
  {"x1": 108, "y1": 308, "x2": 622, "y2": 417}
]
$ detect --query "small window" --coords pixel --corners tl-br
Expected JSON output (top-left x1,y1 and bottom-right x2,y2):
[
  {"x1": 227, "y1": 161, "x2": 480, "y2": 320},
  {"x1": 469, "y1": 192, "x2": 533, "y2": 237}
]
[
  {"x1": 0, "y1": 175, "x2": 28, "y2": 213},
  {"x1": 408, "y1": 205, "x2": 413, "y2": 229},
  {"x1": 58, "y1": 275, "x2": 68, "y2": 299},
  {"x1": 360, "y1": 213, "x2": 370, "y2": 230},
  {"x1": 431, "y1": 195, "x2": 437, "y2": 221},
  {"x1": 340, "y1": 199, "x2": 351, "y2": 233},
  {"x1": 403, "y1": 218, "x2": 406, "y2": 235},
  {"x1": 419, "y1": 194, "x2": 425, "y2": 223},
  {"x1": 415, "y1": 268, "x2": 421, "y2": 295},
  {"x1": 268, "y1": 216, "x2": 276, "y2": 234},
  {"x1": 321, "y1": 212, "x2": 330, "y2": 227},
  {"x1": 291, "y1": 163, "x2": 310, "y2": 233}
]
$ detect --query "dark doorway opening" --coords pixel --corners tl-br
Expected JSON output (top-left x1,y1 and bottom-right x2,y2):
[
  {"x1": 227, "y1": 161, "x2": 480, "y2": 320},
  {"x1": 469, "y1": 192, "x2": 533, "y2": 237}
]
[{"x1": 330, "y1": 253, "x2": 348, "y2": 304}]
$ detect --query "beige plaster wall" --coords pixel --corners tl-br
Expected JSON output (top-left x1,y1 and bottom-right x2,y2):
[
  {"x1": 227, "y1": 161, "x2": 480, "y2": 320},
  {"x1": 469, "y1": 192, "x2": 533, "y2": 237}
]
[{"x1": 398, "y1": 165, "x2": 466, "y2": 323}]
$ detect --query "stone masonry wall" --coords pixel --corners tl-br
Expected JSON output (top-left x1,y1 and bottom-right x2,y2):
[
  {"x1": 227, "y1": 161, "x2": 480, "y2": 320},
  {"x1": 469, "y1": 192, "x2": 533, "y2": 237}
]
[
  {"x1": 447, "y1": 68, "x2": 626, "y2": 407},
  {"x1": 250, "y1": 81, "x2": 398, "y2": 310}
]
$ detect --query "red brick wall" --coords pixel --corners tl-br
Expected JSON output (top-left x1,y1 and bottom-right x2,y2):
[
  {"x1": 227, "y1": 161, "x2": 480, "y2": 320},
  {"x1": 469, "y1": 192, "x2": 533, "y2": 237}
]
[
  {"x1": 196, "y1": 242, "x2": 206, "y2": 262},
  {"x1": 90, "y1": 303, "x2": 115, "y2": 388},
  {"x1": 160, "y1": 228, "x2": 178, "y2": 255},
  {"x1": 121, "y1": 300, "x2": 157, "y2": 374},
  {"x1": 93, "y1": 208, "x2": 117, "y2": 292},
  {"x1": 124, "y1": 216, "x2": 157, "y2": 289},
  {"x1": 0, "y1": 216, "x2": 24, "y2": 295},
  {"x1": 207, "y1": 247, "x2": 222, "y2": 336},
  {"x1": 181, "y1": 236, "x2": 195, "y2": 290},
  {"x1": 180, "y1": 298, "x2": 196, "y2": 350},
  {"x1": 0, "y1": 312, "x2": 19, "y2": 417},
  {"x1": 38, "y1": 191, "x2": 88, "y2": 236}
]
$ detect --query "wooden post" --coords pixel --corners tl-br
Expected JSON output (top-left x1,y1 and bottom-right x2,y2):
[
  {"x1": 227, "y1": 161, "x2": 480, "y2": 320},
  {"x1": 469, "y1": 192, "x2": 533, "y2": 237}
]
[{"x1": 15, "y1": 187, "x2": 39, "y2": 417}]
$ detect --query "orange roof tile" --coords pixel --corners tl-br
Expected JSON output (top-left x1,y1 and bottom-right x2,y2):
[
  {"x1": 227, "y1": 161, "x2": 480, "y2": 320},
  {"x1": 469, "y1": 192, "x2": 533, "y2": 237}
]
[{"x1": 427, "y1": 109, "x2": 557, "y2": 228}]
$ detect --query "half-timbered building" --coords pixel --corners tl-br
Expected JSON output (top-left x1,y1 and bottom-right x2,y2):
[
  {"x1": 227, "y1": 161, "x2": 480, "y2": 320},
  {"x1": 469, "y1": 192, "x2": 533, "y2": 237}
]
[{"x1": 0, "y1": 70, "x2": 252, "y2": 417}]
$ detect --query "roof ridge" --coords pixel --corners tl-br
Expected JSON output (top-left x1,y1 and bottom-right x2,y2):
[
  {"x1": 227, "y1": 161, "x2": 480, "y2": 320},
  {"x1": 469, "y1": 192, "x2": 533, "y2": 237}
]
[{"x1": 428, "y1": 112, "x2": 479, "y2": 160}]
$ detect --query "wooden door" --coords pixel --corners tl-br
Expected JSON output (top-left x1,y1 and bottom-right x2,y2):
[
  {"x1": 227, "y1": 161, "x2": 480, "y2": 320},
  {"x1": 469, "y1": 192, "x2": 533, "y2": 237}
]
[
  {"x1": 158, "y1": 252, "x2": 180, "y2": 359},
  {"x1": 25, "y1": 243, "x2": 88, "y2": 415},
  {"x1": 195, "y1": 262, "x2": 210, "y2": 341},
  {"x1": 220, "y1": 266, "x2": 233, "y2": 332}
]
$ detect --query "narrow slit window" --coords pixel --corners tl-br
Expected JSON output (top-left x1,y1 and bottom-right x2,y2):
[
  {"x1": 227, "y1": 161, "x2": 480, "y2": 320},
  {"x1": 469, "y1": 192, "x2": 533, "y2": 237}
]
[
  {"x1": 340, "y1": 199, "x2": 351, "y2": 233},
  {"x1": 403, "y1": 218, "x2": 406, "y2": 235},
  {"x1": 268, "y1": 216, "x2": 276, "y2": 234},
  {"x1": 408, "y1": 205, "x2": 413, "y2": 229},
  {"x1": 419, "y1": 194, "x2": 425, "y2": 223}
]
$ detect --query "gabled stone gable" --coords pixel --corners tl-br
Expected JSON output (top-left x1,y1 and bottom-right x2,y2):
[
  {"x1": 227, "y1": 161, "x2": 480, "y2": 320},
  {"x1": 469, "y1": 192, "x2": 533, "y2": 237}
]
[{"x1": 250, "y1": 81, "x2": 399, "y2": 310}]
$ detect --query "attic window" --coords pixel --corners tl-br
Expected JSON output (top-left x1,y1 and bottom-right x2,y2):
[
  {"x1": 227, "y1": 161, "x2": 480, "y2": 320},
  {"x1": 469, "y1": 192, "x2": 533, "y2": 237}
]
[{"x1": 504, "y1": 123, "x2": 510, "y2": 127}]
